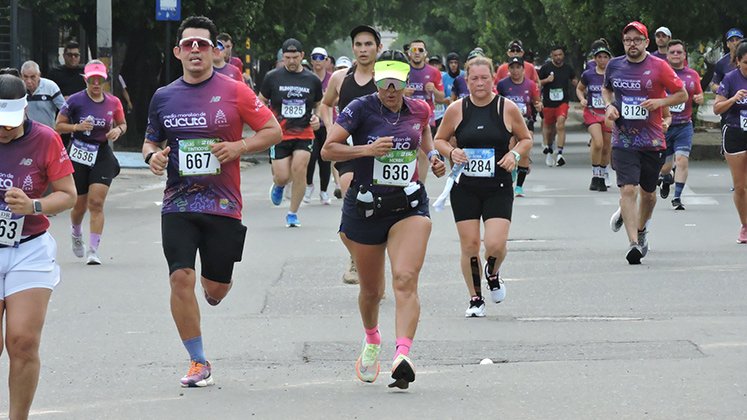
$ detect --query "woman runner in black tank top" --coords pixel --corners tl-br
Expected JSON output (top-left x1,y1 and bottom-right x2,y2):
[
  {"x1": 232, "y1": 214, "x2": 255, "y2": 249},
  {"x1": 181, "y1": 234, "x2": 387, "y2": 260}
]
[{"x1": 434, "y1": 56, "x2": 533, "y2": 318}]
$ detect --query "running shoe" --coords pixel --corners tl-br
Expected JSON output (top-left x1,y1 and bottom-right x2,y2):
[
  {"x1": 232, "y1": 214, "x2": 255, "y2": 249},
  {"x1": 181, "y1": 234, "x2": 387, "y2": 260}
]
[
  {"x1": 388, "y1": 354, "x2": 415, "y2": 389},
  {"x1": 270, "y1": 183, "x2": 284, "y2": 206},
  {"x1": 484, "y1": 262, "x2": 506, "y2": 303},
  {"x1": 604, "y1": 172, "x2": 611, "y2": 188},
  {"x1": 545, "y1": 152, "x2": 554, "y2": 167},
  {"x1": 514, "y1": 186, "x2": 524, "y2": 197},
  {"x1": 72, "y1": 234, "x2": 85, "y2": 258},
  {"x1": 303, "y1": 185, "x2": 314, "y2": 203},
  {"x1": 86, "y1": 249, "x2": 101, "y2": 265},
  {"x1": 637, "y1": 229, "x2": 649, "y2": 257},
  {"x1": 738, "y1": 225, "x2": 747, "y2": 244},
  {"x1": 672, "y1": 198, "x2": 685, "y2": 210},
  {"x1": 597, "y1": 177, "x2": 608, "y2": 192},
  {"x1": 555, "y1": 154, "x2": 566, "y2": 167},
  {"x1": 659, "y1": 175, "x2": 673, "y2": 199},
  {"x1": 180, "y1": 360, "x2": 214, "y2": 388},
  {"x1": 355, "y1": 342, "x2": 381, "y2": 383},
  {"x1": 626, "y1": 244, "x2": 643, "y2": 265},
  {"x1": 465, "y1": 297, "x2": 486, "y2": 318},
  {"x1": 320, "y1": 191, "x2": 331, "y2": 205},
  {"x1": 342, "y1": 256, "x2": 359, "y2": 284},
  {"x1": 542, "y1": 146, "x2": 552, "y2": 155},
  {"x1": 286, "y1": 213, "x2": 300, "y2": 228},
  {"x1": 589, "y1": 177, "x2": 599, "y2": 191},
  {"x1": 610, "y1": 207, "x2": 623, "y2": 232}
]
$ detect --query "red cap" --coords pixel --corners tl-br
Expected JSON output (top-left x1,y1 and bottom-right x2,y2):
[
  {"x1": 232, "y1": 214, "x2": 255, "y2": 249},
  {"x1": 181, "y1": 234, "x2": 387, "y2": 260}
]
[{"x1": 623, "y1": 21, "x2": 648, "y2": 39}]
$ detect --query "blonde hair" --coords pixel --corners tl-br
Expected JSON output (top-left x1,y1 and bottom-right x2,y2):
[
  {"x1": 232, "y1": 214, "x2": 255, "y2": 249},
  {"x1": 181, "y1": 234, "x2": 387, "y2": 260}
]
[{"x1": 465, "y1": 56, "x2": 494, "y2": 76}]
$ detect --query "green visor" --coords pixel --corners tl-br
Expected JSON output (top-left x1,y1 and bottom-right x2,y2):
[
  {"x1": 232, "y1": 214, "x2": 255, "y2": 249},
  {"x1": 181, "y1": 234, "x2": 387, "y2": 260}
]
[{"x1": 374, "y1": 60, "x2": 410, "y2": 83}]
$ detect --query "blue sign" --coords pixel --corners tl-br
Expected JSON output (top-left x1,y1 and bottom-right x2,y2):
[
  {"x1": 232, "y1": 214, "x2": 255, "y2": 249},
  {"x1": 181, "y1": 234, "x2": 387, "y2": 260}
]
[{"x1": 156, "y1": 0, "x2": 181, "y2": 21}]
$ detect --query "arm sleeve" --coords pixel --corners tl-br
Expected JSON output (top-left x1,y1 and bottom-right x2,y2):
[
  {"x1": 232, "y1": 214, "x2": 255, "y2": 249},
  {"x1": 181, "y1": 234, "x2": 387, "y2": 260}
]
[{"x1": 237, "y1": 82, "x2": 274, "y2": 131}]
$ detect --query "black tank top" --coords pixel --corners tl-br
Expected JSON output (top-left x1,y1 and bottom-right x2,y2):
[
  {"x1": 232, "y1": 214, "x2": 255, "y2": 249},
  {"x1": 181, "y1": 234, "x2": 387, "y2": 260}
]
[
  {"x1": 338, "y1": 65, "x2": 377, "y2": 111},
  {"x1": 454, "y1": 95, "x2": 513, "y2": 185}
]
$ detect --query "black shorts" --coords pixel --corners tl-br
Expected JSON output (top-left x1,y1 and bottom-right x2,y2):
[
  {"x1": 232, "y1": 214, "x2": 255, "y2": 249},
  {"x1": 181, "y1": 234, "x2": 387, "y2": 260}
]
[
  {"x1": 611, "y1": 148, "x2": 665, "y2": 193},
  {"x1": 339, "y1": 188, "x2": 430, "y2": 245},
  {"x1": 450, "y1": 180, "x2": 514, "y2": 222},
  {"x1": 70, "y1": 142, "x2": 120, "y2": 195},
  {"x1": 334, "y1": 160, "x2": 355, "y2": 176},
  {"x1": 161, "y1": 212, "x2": 247, "y2": 284},
  {"x1": 269, "y1": 139, "x2": 312, "y2": 160},
  {"x1": 722, "y1": 125, "x2": 747, "y2": 155}
]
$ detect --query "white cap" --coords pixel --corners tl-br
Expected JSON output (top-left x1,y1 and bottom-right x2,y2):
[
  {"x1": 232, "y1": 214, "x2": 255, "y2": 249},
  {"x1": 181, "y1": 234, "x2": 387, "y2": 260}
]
[
  {"x1": 655, "y1": 26, "x2": 672, "y2": 37},
  {"x1": 336, "y1": 56, "x2": 352, "y2": 69},
  {"x1": 311, "y1": 47, "x2": 328, "y2": 57},
  {"x1": 0, "y1": 97, "x2": 27, "y2": 128}
]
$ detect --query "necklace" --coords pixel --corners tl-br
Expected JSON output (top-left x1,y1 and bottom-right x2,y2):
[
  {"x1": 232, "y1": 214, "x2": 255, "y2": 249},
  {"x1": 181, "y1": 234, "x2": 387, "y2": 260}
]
[{"x1": 379, "y1": 102, "x2": 401, "y2": 126}]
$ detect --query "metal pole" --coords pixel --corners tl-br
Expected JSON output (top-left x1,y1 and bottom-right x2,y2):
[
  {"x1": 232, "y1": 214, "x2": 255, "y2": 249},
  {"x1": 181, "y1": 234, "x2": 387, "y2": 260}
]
[
  {"x1": 96, "y1": 0, "x2": 112, "y2": 92},
  {"x1": 10, "y1": 0, "x2": 19, "y2": 68},
  {"x1": 165, "y1": 21, "x2": 171, "y2": 84}
]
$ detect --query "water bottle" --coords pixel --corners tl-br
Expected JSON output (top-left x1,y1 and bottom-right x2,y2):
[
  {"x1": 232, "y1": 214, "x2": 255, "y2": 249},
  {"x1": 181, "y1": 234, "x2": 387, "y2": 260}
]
[
  {"x1": 403, "y1": 182, "x2": 421, "y2": 208},
  {"x1": 83, "y1": 115, "x2": 94, "y2": 136},
  {"x1": 356, "y1": 186, "x2": 374, "y2": 218}
]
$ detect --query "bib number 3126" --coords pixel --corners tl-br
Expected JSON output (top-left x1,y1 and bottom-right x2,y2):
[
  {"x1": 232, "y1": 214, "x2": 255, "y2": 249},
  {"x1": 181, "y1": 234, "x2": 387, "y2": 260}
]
[
  {"x1": 622, "y1": 96, "x2": 649, "y2": 120},
  {"x1": 373, "y1": 150, "x2": 417, "y2": 187},
  {"x1": 178, "y1": 138, "x2": 221, "y2": 176}
]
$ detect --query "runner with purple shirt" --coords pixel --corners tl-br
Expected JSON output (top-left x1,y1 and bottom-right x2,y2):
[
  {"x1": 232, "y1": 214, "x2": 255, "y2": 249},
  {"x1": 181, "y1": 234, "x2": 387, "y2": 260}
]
[
  {"x1": 714, "y1": 40, "x2": 747, "y2": 243},
  {"x1": 142, "y1": 15, "x2": 281, "y2": 388},
  {"x1": 322, "y1": 50, "x2": 446, "y2": 389},
  {"x1": 603, "y1": 21, "x2": 687, "y2": 264},
  {"x1": 658, "y1": 39, "x2": 704, "y2": 210},
  {"x1": 496, "y1": 56, "x2": 542, "y2": 196},
  {"x1": 577, "y1": 44, "x2": 613, "y2": 191},
  {"x1": 0, "y1": 73, "x2": 76, "y2": 420},
  {"x1": 213, "y1": 40, "x2": 244, "y2": 82},
  {"x1": 55, "y1": 60, "x2": 126, "y2": 265},
  {"x1": 710, "y1": 28, "x2": 743, "y2": 93}
]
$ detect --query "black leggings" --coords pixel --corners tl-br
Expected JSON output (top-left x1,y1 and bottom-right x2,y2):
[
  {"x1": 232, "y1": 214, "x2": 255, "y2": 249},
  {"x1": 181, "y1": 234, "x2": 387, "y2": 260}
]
[{"x1": 306, "y1": 126, "x2": 331, "y2": 190}]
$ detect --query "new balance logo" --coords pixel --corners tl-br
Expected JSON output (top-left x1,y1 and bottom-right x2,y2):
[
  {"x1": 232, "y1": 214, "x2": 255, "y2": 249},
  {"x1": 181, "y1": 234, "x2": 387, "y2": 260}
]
[
  {"x1": 19, "y1": 158, "x2": 33, "y2": 166},
  {"x1": 210, "y1": 96, "x2": 222, "y2": 103}
]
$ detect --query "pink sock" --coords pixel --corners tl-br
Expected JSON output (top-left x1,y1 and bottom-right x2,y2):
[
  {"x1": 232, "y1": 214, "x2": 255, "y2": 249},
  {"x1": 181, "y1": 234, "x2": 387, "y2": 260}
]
[
  {"x1": 90, "y1": 233, "x2": 101, "y2": 251},
  {"x1": 365, "y1": 325, "x2": 381, "y2": 345},
  {"x1": 72, "y1": 224, "x2": 82, "y2": 237},
  {"x1": 395, "y1": 337, "x2": 412, "y2": 359}
]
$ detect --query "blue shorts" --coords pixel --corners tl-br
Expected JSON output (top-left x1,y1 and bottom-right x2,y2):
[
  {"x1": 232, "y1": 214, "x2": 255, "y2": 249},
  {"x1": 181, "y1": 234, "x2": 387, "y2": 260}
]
[
  {"x1": 665, "y1": 122, "x2": 694, "y2": 158},
  {"x1": 339, "y1": 188, "x2": 430, "y2": 245}
]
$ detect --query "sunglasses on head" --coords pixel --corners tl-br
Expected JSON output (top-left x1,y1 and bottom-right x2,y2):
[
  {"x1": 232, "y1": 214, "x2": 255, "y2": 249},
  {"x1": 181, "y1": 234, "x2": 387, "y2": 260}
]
[
  {"x1": 178, "y1": 37, "x2": 215, "y2": 51},
  {"x1": 375, "y1": 78, "x2": 407, "y2": 91},
  {"x1": 311, "y1": 54, "x2": 327, "y2": 61},
  {"x1": 409, "y1": 47, "x2": 425, "y2": 53}
]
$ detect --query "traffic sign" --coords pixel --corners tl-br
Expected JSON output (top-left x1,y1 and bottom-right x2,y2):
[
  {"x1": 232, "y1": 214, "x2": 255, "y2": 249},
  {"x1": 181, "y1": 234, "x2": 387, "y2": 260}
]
[{"x1": 156, "y1": 0, "x2": 181, "y2": 21}]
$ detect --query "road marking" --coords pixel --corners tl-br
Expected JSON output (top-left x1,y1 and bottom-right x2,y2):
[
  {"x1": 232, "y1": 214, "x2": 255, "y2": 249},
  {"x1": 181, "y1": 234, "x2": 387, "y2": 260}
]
[
  {"x1": 517, "y1": 316, "x2": 645, "y2": 322},
  {"x1": 700, "y1": 342, "x2": 747, "y2": 349}
]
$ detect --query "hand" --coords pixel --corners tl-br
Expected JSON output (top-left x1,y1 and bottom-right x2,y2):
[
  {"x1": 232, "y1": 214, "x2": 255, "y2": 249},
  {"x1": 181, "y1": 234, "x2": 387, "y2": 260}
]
[
  {"x1": 733, "y1": 89, "x2": 747, "y2": 102},
  {"x1": 211, "y1": 141, "x2": 243, "y2": 164},
  {"x1": 425, "y1": 82, "x2": 435, "y2": 93},
  {"x1": 3, "y1": 187, "x2": 33, "y2": 215},
  {"x1": 310, "y1": 114, "x2": 321, "y2": 131},
  {"x1": 367, "y1": 136, "x2": 393, "y2": 157},
  {"x1": 403, "y1": 87, "x2": 415, "y2": 97},
  {"x1": 662, "y1": 117, "x2": 672, "y2": 133},
  {"x1": 497, "y1": 152, "x2": 518, "y2": 172},
  {"x1": 546, "y1": 72, "x2": 555, "y2": 83},
  {"x1": 105, "y1": 127, "x2": 122, "y2": 141},
  {"x1": 449, "y1": 148, "x2": 467, "y2": 165},
  {"x1": 535, "y1": 102, "x2": 543, "y2": 113},
  {"x1": 640, "y1": 98, "x2": 664, "y2": 111},
  {"x1": 77, "y1": 120, "x2": 94, "y2": 132},
  {"x1": 605, "y1": 104, "x2": 620, "y2": 122},
  {"x1": 430, "y1": 156, "x2": 446, "y2": 177},
  {"x1": 149, "y1": 146, "x2": 171, "y2": 176},
  {"x1": 579, "y1": 98, "x2": 588, "y2": 108},
  {"x1": 693, "y1": 93, "x2": 704, "y2": 106}
]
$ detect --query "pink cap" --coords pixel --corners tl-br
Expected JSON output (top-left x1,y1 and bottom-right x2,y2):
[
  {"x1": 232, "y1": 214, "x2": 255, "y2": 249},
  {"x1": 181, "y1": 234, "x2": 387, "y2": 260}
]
[{"x1": 84, "y1": 62, "x2": 108, "y2": 80}]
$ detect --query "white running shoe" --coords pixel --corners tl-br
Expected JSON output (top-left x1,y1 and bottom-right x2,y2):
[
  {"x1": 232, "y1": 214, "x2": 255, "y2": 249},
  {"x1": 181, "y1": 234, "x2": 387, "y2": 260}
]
[
  {"x1": 86, "y1": 249, "x2": 102, "y2": 265},
  {"x1": 484, "y1": 262, "x2": 506, "y2": 303},
  {"x1": 355, "y1": 342, "x2": 381, "y2": 383},
  {"x1": 342, "y1": 256, "x2": 359, "y2": 284},
  {"x1": 465, "y1": 298, "x2": 486, "y2": 317},
  {"x1": 303, "y1": 185, "x2": 314, "y2": 203},
  {"x1": 72, "y1": 234, "x2": 85, "y2": 258},
  {"x1": 320, "y1": 191, "x2": 331, "y2": 205},
  {"x1": 545, "y1": 152, "x2": 554, "y2": 167},
  {"x1": 610, "y1": 207, "x2": 623, "y2": 232}
]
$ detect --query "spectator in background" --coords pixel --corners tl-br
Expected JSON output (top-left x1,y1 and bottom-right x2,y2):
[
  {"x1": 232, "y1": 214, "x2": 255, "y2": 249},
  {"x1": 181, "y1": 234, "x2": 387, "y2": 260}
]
[
  {"x1": 20, "y1": 61, "x2": 66, "y2": 129},
  {"x1": 116, "y1": 74, "x2": 133, "y2": 114},
  {"x1": 48, "y1": 40, "x2": 86, "y2": 99}
]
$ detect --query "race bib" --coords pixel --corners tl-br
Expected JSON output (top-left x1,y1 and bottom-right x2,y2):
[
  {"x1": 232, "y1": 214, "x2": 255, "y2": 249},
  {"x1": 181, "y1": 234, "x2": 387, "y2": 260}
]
[
  {"x1": 178, "y1": 138, "x2": 221, "y2": 177},
  {"x1": 591, "y1": 94, "x2": 605, "y2": 109},
  {"x1": 669, "y1": 102, "x2": 685, "y2": 113},
  {"x1": 549, "y1": 88, "x2": 564, "y2": 101},
  {"x1": 372, "y1": 150, "x2": 417, "y2": 187},
  {"x1": 463, "y1": 148, "x2": 495, "y2": 178},
  {"x1": 516, "y1": 102, "x2": 528, "y2": 116},
  {"x1": 740, "y1": 110, "x2": 747, "y2": 131},
  {"x1": 0, "y1": 208, "x2": 24, "y2": 247},
  {"x1": 435, "y1": 103, "x2": 446, "y2": 114},
  {"x1": 281, "y1": 99, "x2": 305, "y2": 119},
  {"x1": 69, "y1": 139, "x2": 99, "y2": 167},
  {"x1": 621, "y1": 96, "x2": 648, "y2": 120}
]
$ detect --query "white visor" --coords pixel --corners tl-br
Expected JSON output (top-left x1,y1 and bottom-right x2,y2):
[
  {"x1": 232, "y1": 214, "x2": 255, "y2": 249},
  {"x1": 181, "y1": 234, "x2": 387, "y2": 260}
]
[{"x1": 0, "y1": 97, "x2": 27, "y2": 127}]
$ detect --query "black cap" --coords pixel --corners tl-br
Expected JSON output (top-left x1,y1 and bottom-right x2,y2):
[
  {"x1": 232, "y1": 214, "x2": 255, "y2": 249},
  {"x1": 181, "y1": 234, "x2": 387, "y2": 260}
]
[
  {"x1": 282, "y1": 38, "x2": 303, "y2": 53},
  {"x1": 446, "y1": 52, "x2": 460, "y2": 62},
  {"x1": 507, "y1": 40, "x2": 523, "y2": 51},
  {"x1": 350, "y1": 25, "x2": 381, "y2": 45},
  {"x1": 428, "y1": 55, "x2": 441, "y2": 63},
  {"x1": 508, "y1": 57, "x2": 523, "y2": 66}
]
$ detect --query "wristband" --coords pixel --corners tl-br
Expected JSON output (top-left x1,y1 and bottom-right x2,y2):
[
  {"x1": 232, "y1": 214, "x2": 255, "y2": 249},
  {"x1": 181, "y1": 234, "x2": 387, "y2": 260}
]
[
  {"x1": 448, "y1": 148, "x2": 456, "y2": 161},
  {"x1": 144, "y1": 151, "x2": 156, "y2": 164},
  {"x1": 510, "y1": 150, "x2": 521, "y2": 162},
  {"x1": 118, "y1": 126, "x2": 125, "y2": 135},
  {"x1": 427, "y1": 150, "x2": 443, "y2": 162}
]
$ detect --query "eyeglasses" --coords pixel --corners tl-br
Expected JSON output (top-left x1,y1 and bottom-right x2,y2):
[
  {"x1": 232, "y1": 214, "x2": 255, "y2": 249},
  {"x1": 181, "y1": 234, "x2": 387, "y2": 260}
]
[
  {"x1": 64, "y1": 52, "x2": 80, "y2": 58},
  {"x1": 178, "y1": 37, "x2": 215, "y2": 51},
  {"x1": 509, "y1": 48, "x2": 522, "y2": 53},
  {"x1": 311, "y1": 54, "x2": 327, "y2": 61},
  {"x1": 375, "y1": 78, "x2": 407, "y2": 91},
  {"x1": 409, "y1": 47, "x2": 425, "y2": 53},
  {"x1": 622, "y1": 38, "x2": 646, "y2": 46},
  {"x1": 86, "y1": 76, "x2": 104, "y2": 85}
]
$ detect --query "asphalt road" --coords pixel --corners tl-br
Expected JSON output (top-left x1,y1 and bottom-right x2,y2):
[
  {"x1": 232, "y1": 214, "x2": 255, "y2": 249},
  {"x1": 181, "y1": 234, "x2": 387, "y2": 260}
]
[{"x1": 2, "y1": 131, "x2": 746, "y2": 419}]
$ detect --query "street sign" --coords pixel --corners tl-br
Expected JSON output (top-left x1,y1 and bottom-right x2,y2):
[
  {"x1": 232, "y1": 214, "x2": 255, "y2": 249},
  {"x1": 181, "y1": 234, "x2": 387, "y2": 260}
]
[{"x1": 156, "y1": 0, "x2": 181, "y2": 21}]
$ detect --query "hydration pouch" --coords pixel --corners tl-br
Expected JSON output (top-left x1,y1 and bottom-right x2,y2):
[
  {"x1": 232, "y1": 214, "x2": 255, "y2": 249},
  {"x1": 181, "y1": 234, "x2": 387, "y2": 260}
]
[{"x1": 356, "y1": 183, "x2": 422, "y2": 218}]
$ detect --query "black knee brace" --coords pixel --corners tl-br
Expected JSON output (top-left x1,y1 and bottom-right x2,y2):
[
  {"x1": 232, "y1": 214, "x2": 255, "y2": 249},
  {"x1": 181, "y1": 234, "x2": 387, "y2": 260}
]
[{"x1": 485, "y1": 256, "x2": 497, "y2": 280}]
